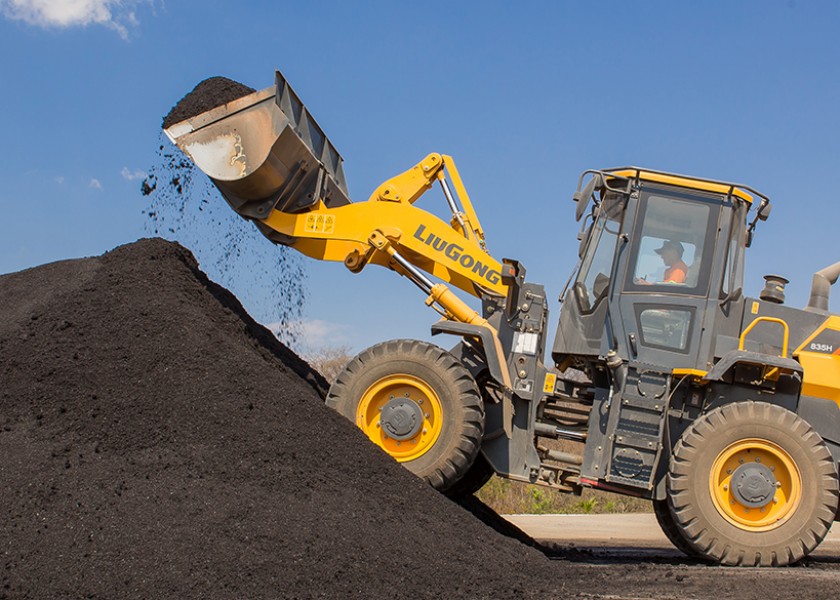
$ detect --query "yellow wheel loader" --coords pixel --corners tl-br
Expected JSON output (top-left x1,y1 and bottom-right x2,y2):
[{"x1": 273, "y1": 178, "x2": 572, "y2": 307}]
[{"x1": 165, "y1": 71, "x2": 840, "y2": 566}]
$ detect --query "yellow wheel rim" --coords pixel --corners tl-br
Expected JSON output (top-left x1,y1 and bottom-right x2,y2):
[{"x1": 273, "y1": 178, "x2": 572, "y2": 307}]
[
  {"x1": 709, "y1": 438, "x2": 802, "y2": 531},
  {"x1": 356, "y1": 374, "x2": 443, "y2": 463}
]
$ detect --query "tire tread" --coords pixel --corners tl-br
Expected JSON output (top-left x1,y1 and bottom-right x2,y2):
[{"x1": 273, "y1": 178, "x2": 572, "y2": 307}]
[
  {"x1": 666, "y1": 401, "x2": 839, "y2": 566},
  {"x1": 326, "y1": 339, "x2": 484, "y2": 492}
]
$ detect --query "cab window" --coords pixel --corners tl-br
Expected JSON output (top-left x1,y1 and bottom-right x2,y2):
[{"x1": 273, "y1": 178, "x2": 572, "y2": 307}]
[
  {"x1": 625, "y1": 190, "x2": 720, "y2": 295},
  {"x1": 574, "y1": 193, "x2": 623, "y2": 312},
  {"x1": 635, "y1": 305, "x2": 695, "y2": 352}
]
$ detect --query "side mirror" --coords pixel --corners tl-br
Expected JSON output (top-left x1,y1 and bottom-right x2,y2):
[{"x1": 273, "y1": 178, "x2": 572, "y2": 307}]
[
  {"x1": 758, "y1": 202, "x2": 772, "y2": 221},
  {"x1": 745, "y1": 229, "x2": 754, "y2": 248},
  {"x1": 574, "y1": 174, "x2": 602, "y2": 222}
]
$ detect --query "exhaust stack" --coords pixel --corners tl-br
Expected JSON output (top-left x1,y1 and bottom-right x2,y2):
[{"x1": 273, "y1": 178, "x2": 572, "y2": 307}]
[{"x1": 806, "y1": 262, "x2": 840, "y2": 313}]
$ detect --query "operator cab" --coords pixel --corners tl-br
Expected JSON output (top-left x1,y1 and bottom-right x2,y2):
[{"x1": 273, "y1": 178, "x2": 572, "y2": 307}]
[{"x1": 553, "y1": 168, "x2": 766, "y2": 375}]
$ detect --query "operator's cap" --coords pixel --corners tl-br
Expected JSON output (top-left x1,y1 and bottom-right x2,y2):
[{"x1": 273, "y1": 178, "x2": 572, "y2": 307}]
[{"x1": 654, "y1": 240, "x2": 684, "y2": 257}]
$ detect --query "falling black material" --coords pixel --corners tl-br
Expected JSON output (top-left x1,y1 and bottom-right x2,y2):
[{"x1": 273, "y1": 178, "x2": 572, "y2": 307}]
[{"x1": 142, "y1": 75, "x2": 304, "y2": 346}]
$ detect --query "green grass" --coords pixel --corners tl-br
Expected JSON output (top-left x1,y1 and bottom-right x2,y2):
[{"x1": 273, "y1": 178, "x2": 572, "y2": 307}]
[{"x1": 475, "y1": 476, "x2": 652, "y2": 515}]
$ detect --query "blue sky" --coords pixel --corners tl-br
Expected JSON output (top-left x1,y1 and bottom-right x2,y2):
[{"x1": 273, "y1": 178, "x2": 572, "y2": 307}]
[{"x1": 1, "y1": 1, "x2": 839, "y2": 355}]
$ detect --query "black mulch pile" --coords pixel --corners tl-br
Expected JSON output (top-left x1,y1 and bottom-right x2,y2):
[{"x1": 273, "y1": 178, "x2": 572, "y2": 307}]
[
  {"x1": 162, "y1": 77, "x2": 256, "y2": 129},
  {"x1": 3, "y1": 238, "x2": 836, "y2": 599},
  {"x1": 0, "y1": 238, "x2": 558, "y2": 599}
]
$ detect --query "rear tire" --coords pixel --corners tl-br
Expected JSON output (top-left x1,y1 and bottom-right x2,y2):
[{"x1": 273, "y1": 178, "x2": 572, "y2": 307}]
[
  {"x1": 327, "y1": 339, "x2": 484, "y2": 491},
  {"x1": 443, "y1": 454, "x2": 495, "y2": 498},
  {"x1": 667, "y1": 401, "x2": 839, "y2": 566}
]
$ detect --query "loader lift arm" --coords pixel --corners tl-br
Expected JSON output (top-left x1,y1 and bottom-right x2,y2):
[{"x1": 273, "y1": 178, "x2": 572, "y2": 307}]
[
  {"x1": 163, "y1": 72, "x2": 506, "y2": 311},
  {"x1": 258, "y1": 152, "x2": 513, "y2": 388},
  {"x1": 260, "y1": 153, "x2": 502, "y2": 297}
]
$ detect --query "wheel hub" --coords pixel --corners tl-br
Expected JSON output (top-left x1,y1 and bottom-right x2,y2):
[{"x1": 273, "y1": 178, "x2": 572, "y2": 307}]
[
  {"x1": 380, "y1": 397, "x2": 423, "y2": 440},
  {"x1": 731, "y1": 462, "x2": 777, "y2": 508},
  {"x1": 709, "y1": 438, "x2": 802, "y2": 531},
  {"x1": 356, "y1": 374, "x2": 444, "y2": 463}
]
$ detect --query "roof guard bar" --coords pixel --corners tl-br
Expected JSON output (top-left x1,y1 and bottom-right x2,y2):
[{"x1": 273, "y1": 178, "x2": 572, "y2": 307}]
[{"x1": 600, "y1": 166, "x2": 771, "y2": 206}]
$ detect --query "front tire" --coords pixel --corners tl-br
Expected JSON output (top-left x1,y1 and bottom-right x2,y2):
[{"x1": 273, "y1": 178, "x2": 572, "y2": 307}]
[
  {"x1": 326, "y1": 339, "x2": 484, "y2": 491},
  {"x1": 443, "y1": 453, "x2": 495, "y2": 498},
  {"x1": 667, "y1": 401, "x2": 839, "y2": 566},
  {"x1": 653, "y1": 499, "x2": 705, "y2": 560}
]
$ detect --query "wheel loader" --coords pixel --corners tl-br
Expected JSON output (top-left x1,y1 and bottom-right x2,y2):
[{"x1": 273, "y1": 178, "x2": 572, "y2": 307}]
[{"x1": 164, "y1": 71, "x2": 840, "y2": 566}]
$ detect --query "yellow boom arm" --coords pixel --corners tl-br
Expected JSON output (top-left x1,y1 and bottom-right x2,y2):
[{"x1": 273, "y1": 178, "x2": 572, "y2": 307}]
[
  {"x1": 259, "y1": 152, "x2": 512, "y2": 387},
  {"x1": 260, "y1": 153, "x2": 508, "y2": 299}
]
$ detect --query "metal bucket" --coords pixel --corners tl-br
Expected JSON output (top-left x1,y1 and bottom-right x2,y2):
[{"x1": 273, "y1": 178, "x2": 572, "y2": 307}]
[{"x1": 164, "y1": 71, "x2": 351, "y2": 243}]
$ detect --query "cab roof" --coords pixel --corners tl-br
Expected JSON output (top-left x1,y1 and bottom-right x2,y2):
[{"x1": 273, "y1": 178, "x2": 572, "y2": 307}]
[{"x1": 606, "y1": 167, "x2": 763, "y2": 204}]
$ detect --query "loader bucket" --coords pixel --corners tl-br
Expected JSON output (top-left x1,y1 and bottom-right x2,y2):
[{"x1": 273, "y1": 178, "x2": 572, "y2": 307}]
[{"x1": 164, "y1": 71, "x2": 351, "y2": 244}]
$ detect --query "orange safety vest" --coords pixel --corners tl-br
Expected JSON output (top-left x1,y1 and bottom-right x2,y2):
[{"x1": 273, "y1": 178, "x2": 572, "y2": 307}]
[{"x1": 663, "y1": 260, "x2": 688, "y2": 284}]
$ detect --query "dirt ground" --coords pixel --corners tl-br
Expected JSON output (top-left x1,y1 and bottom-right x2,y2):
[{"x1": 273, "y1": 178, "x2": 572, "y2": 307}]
[
  {"x1": 509, "y1": 512, "x2": 840, "y2": 554},
  {"x1": 507, "y1": 513, "x2": 840, "y2": 599}
]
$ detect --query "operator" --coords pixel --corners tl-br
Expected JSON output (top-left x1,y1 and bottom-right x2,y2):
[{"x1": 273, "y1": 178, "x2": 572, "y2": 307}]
[{"x1": 635, "y1": 240, "x2": 688, "y2": 285}]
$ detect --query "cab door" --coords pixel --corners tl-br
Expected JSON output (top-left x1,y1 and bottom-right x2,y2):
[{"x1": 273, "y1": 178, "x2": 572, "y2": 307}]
[
  {"x1": 585, "y1": 184, "x2": 737, "y2": 492},
  {"x1": 612, "y1": 185, "x2": 726, "y2": 370}
]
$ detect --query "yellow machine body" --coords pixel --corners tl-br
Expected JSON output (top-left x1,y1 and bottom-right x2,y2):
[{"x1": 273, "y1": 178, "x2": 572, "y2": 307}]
[{"x1": 794, "y1": 316, "x2": 840, "y2": 404}]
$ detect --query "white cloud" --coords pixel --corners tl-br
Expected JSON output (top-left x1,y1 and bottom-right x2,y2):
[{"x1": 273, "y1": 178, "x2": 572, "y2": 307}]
[
  {"x1": 89, "y1": 178, "x2": 103, "y2": 190},
  {"x1": 120, "y1": 166, "x2": 145, "y2": 181},
  {"x1": 0, "y1": 0, "x2": 147, "y2": 39},
  {"x1": 54, "y1": 176, "x2": 65, "y2": 184},
  {"x1": 266, "y1": 318, "x2": 352, "y2": 351}
]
